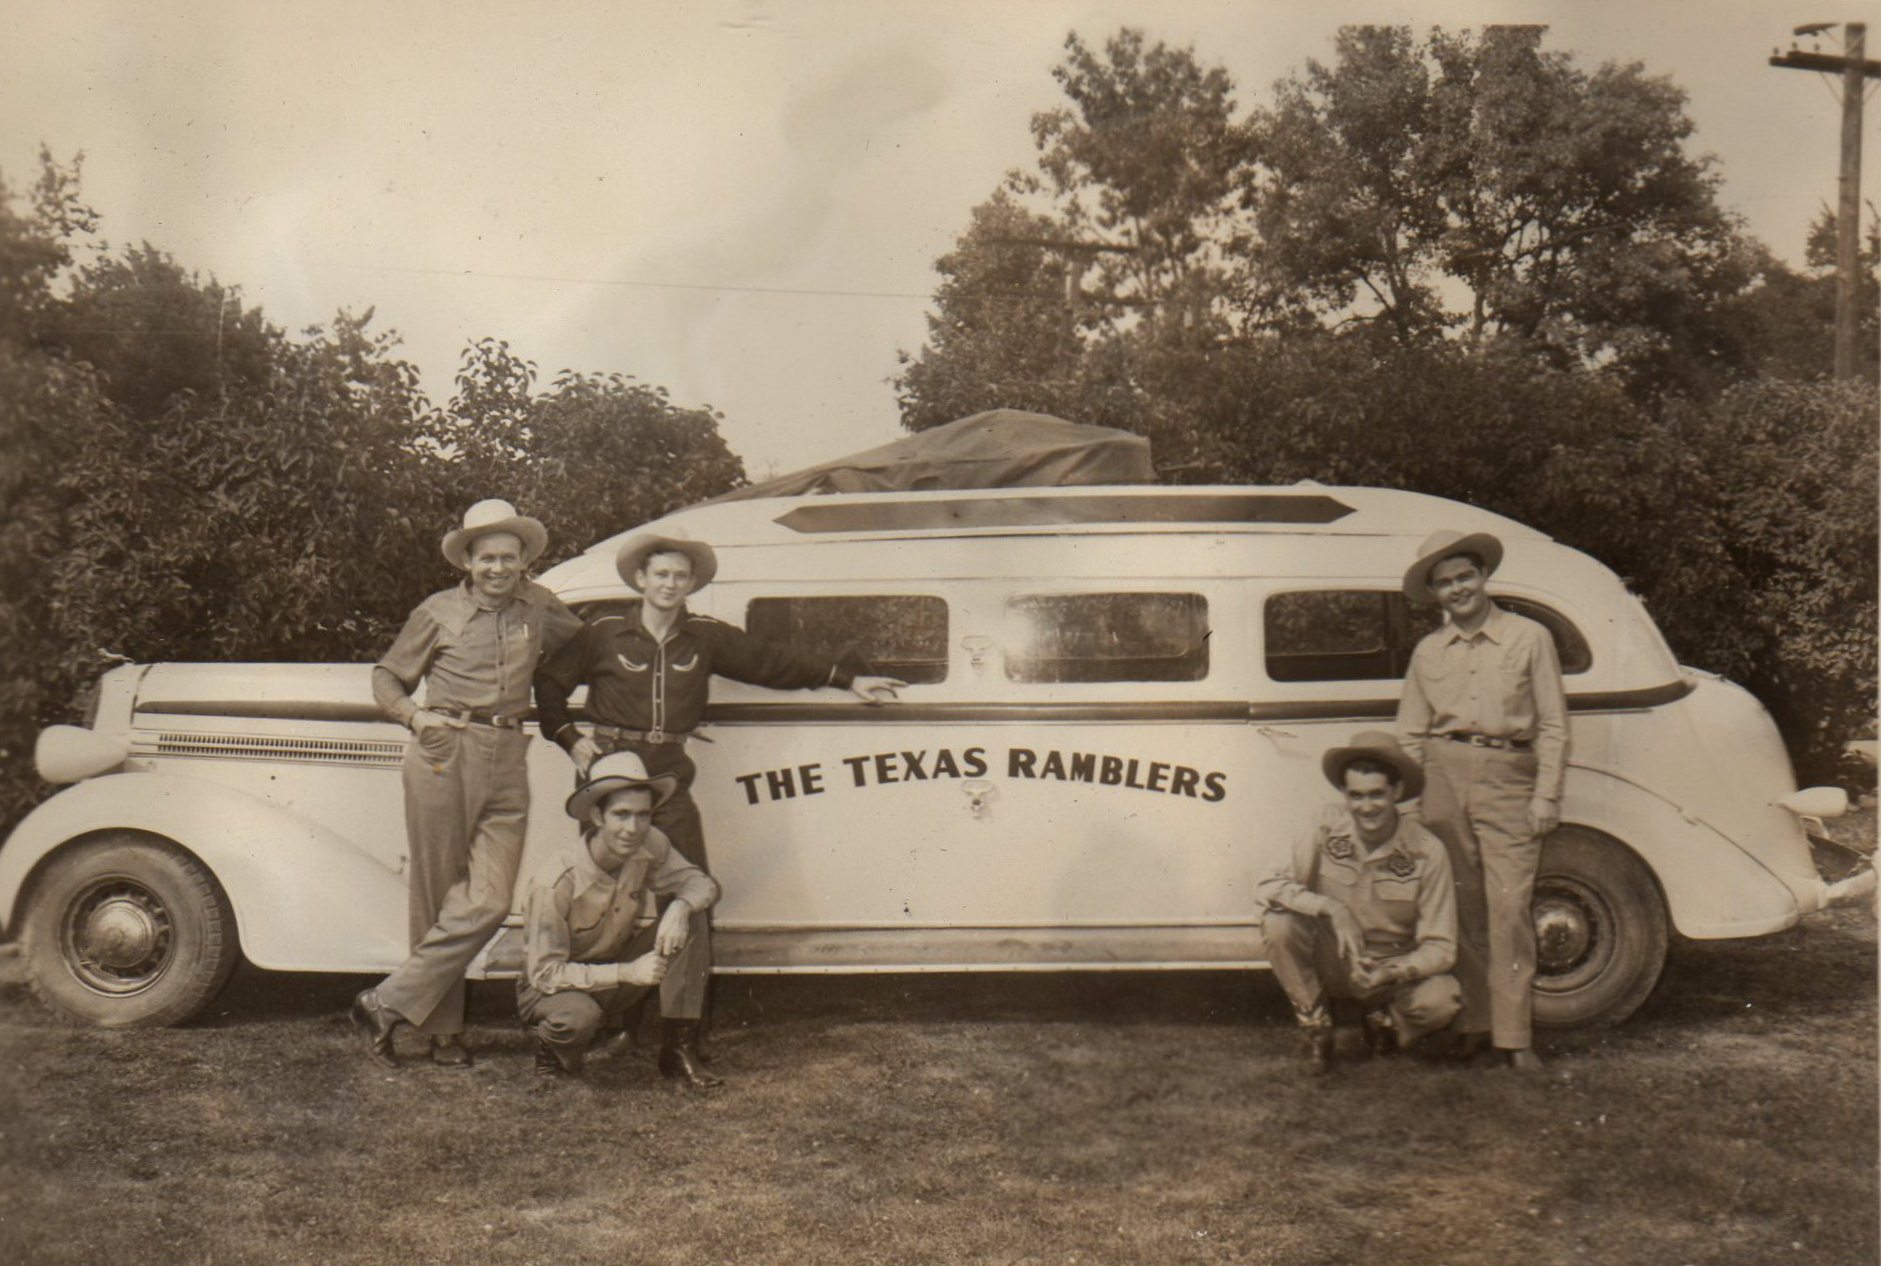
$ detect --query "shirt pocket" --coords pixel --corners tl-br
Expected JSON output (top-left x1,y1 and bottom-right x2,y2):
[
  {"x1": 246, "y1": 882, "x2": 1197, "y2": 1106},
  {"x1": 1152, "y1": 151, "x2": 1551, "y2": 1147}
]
[
  {"x1": 1372, "y1": 876, "x2": 1421, "y2": 921},
  {"x1": 569, "y1": 892, "x2": 610, "y2": 935},
  {"x1": 1414, "y1": 643, "x2": 1459, "y2": 684},
  {"x1": 1318, "y1": 857, "x2": 1362, "y2": 897},
  {"x1": 1496, "y1": 645, "x2": 1533, "y2": 716}
]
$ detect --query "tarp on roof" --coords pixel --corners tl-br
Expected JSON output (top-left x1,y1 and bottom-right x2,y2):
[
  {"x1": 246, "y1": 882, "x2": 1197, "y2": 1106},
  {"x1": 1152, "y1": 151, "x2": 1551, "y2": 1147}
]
[{"x1": 709, "y1": 409, "x2": 1156, "y2": 502}]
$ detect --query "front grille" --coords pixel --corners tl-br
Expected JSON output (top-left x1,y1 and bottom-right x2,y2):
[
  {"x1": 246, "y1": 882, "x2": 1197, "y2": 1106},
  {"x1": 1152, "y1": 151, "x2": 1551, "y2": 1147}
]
[{"x1": 143, "y1": 732, "x2": 405, "y2": 768}]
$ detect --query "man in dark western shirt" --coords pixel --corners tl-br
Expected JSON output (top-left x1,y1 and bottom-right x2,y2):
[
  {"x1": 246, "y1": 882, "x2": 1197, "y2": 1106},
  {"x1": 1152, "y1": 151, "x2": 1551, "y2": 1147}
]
[{"x1": 533, "y1": 531, "x2": 904, "y2": 1065}]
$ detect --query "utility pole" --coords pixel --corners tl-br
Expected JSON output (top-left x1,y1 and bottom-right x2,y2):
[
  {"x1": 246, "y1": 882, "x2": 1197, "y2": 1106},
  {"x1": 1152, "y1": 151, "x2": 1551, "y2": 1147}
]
[
  {"x1": 984, "y1": 235, "x2": 1138, "y2": 375},
  {"x1": 1771, "y1": 22, "x2": 1881, "y2": 379}
]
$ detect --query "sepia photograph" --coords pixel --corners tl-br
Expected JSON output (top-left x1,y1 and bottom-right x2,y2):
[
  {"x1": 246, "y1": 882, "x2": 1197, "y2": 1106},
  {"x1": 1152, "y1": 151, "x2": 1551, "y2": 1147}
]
[{"x1": 0, "y1": 2, "x2": 1875, "y2": 1264}]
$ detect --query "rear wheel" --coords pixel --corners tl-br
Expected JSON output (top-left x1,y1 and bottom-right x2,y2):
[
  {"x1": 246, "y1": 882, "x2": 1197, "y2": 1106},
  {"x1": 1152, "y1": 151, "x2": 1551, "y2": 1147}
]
[
  {"x1": 1530, "y1": 827, "x2": 1669, "y2": 1029},
  {"x1": 20, "y1": 834, "x2": 238, "y2": 1028}
]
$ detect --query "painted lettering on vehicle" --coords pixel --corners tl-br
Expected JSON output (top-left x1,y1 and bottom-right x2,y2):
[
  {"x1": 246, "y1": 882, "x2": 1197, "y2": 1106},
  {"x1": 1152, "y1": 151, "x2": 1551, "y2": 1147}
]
[{"x1": 731, "y1": 745, "x2": 1226, "y2": 805}]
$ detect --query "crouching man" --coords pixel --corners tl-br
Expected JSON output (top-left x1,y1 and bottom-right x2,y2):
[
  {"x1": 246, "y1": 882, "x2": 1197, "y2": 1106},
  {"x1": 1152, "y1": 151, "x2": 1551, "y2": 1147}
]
[
  {"x1": 519, "y1": 751, "x2": 723, "y2": 1087},
  {"x1": 1257, "y1": 731, "x2": 1461, "y2": 1075}
]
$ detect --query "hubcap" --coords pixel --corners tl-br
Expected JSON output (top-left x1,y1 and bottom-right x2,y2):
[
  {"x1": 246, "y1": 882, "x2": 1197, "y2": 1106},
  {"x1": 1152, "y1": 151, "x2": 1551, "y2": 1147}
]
[
  {"x1": 1534, "y1": 897, "x2": 1593, "y2": 973},
  {"x1": 1531, "y1": 875, "x2": 1615, "y2": 993},
  {"x1": 61, "y1": 878, "x2": 175, "y2": 995}
]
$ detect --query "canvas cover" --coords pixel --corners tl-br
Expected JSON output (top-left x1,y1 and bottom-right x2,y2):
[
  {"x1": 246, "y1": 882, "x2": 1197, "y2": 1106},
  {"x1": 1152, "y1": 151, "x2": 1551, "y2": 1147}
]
[{"x1": 710, "y1": 409, "x2": 1155, "y2": 502}]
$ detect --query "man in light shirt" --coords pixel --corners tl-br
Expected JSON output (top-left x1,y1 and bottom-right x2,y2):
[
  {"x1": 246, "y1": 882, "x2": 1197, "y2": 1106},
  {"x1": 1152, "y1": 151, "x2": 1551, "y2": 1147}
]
[
  {"x1": 352, "y1": 500, "x2": 581, "y2": 1068},
  {"x1": 1258, "y1": 731, "x2": 1461, "y2": 1075},
  {"x1": 519, "y1": 750, "x2": 722, "y2": 1085},
  {"x1": 1395, "y1": 529, "x2": 1568, "y2": 1073}
]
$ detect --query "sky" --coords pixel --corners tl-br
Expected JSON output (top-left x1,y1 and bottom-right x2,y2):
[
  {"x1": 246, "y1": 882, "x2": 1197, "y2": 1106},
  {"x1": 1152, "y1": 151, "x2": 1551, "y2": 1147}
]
[{"x1": 2, "y1": 0, "x2": 1870, "y2": 480}]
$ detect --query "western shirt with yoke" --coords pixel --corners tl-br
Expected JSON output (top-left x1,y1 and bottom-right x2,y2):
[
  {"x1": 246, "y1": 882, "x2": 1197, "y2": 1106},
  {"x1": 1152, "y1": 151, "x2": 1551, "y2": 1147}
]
[
  {"x1": 523, "y1": 829, "x2": 720, "y2": 996},
  {"x1": 534, "y1": 605, "x2": 855, "y2": 749},
  {"x1": 1257, "y1": 807, "x2": 1458, "y2": 982},
  {"x1": 371, "y1": 578, "x2": 582, "y2": 724},
  {"x1": 1394, "y1": 602, "x2": 1569, "y2": 802}
]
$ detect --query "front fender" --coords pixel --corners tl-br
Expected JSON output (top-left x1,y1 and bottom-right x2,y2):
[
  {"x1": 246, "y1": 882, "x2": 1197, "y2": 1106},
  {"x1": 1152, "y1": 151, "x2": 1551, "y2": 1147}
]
[
  {"x1": 1561, "y1": 765, "x2": 1803, "y2": 939},
  {"x1": 0, "y1": 771, "x2": 408, "y2": 973}
]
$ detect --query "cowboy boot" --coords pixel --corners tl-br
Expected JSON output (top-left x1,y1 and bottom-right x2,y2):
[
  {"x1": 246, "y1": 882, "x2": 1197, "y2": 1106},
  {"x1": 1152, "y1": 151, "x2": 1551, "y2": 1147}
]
[
  {"x1": 658, "y1": 1020, "x2": 724, "y2": 1089},
  {"x1": 1361, "y1": 1006, "x2": 1398, "y2": 1057},
  {"x1": 535, "y1": 1035, "x2": 582, "y2": 1080},
  {"x1": 1294, "y1": 1002, "x2": 1334, "y2": 1077}
]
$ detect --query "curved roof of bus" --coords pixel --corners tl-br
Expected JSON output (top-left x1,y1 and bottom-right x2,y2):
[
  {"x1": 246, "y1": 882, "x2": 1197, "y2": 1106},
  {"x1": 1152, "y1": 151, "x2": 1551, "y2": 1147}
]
[{"x1": 567, "y1": 482, "x2": 1547, "y2": 562}]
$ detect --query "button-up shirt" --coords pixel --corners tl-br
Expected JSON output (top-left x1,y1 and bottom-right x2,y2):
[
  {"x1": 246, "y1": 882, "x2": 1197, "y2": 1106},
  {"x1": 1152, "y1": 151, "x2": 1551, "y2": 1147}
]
[
  {"x1": 535, "y1": 605, "x2": 853, "y2": 749},
  {"x1": 1257, "y1": 806, "x2": 1458, "y2": 981},
  {"x1": 372, "y1": 579, "x2": 582, "y2": 725},
  {"x1": 523, "y1": 830, "x2": 720, "y2": 995},
  {"x1": 1395, "y1": 602, "x2": 1569, "y2": 802}
]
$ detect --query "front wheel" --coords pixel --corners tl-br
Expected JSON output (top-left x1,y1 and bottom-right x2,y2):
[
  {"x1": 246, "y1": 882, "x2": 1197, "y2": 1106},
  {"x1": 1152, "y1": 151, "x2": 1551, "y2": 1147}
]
[
  {"x1": 20, "y1": 834, "x2": 239, "y2": 1027},
  {"x1": 1530, "y1": 827, "x2": 1669, "y2": 1029}
]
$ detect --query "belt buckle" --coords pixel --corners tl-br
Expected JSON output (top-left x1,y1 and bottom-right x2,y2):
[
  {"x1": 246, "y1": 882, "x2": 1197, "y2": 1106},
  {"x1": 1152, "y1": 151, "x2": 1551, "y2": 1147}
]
[{"x1": 647, "y1": 727, "x2": 665, "y2": 744}]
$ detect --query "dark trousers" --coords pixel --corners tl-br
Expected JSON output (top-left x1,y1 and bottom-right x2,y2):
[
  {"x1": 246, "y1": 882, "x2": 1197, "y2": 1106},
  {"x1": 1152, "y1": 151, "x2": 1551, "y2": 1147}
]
[
  {"x1": 1264, "y1": 910, "x2": 1461, "y2": 1045},
  {"x1": 516, "y1": 920, "x2": 710, "y2": 1071}
]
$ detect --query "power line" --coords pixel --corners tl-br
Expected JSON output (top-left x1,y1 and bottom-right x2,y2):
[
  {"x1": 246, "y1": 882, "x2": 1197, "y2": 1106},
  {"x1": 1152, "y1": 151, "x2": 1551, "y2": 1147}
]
[{"x1": 341, "y1": 262, "x2": 939, "y2": 302}]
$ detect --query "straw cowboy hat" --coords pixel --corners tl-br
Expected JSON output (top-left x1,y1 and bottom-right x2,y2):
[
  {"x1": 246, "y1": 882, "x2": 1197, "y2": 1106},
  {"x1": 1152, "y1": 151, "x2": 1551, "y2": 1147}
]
[
  {"x1": 615, "y1": 530, "x2": 719, "y2": 592},
  {"x1": 1321, "y1": 730, "x2": 1424, "y2": 802},
  {"x1": 1402, "y1": 529, "x2": 1503, "y2": 605},
  {"x1": 564, "y1": 750, "x2": 680, "y2": 820},
  {"x1": 440, "y1": 499, "x2": 548, "y2": 571}
]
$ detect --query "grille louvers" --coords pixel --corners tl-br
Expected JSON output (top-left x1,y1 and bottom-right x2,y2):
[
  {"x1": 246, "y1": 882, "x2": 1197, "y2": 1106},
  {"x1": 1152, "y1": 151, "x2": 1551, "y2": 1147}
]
[{"x1": 145, "y1": 732, "x2": 405, "y2": 768}]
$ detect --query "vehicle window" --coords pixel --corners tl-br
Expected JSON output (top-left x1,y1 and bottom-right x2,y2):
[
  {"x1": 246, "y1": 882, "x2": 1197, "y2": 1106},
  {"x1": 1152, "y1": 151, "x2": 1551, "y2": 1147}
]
[
  {"x1": 1264, "y1": 591, "x2": 1592, "y2": 681},
  {"x1": 1004, "y1": 593, "x2": 1209, "y2": 683},
  {"x1": 1498, "y1": 598, "x2": 1593, "y2": 674},
  {"x1": 745, "y1": 595, "x2": 949, "y2": 685},
  {"x1": 1265, "y1": 591, "x2": 1397, "y2": 682}
]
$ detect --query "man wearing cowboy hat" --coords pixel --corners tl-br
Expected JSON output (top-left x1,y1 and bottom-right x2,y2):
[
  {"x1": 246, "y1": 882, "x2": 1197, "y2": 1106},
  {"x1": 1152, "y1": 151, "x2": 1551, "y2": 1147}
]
[
  {"x1": 533, "y1": 530, "x2": 906, "y2": 1051},
  {"x1": 519, "y1": 750, "x2": 721, "y2": 1083},
  {"x1": 1257, "y1": 731, "x2": 1460, "y2": 1075},
  {"x1": 351, "y1": 500, "x2": 582, "y2": 1068},
  {"x1": 1395, "y1": 529, "x2": 1568, "y2": 1073}
]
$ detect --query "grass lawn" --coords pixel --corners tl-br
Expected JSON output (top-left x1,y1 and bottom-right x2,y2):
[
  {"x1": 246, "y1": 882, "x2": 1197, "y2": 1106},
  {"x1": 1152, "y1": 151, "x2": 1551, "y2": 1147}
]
[{"x1": 0, "y1": 834, "x2": 1873, "y2": 1266}]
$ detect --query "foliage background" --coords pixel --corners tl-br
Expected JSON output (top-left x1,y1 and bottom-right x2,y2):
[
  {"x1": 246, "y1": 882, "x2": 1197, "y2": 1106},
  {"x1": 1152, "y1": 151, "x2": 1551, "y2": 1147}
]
[
  {"x1": 897, "y1": 26, "x2": 1878, "y2": 783},
  {"x1": 1, "y1": 23, "x2": 1875, "y2": 835}
]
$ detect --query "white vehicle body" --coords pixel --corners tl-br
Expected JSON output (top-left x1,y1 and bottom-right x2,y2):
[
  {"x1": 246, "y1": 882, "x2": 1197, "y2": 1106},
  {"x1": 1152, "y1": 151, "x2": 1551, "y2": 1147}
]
[{"x1": 1, "y1": 484, "x2": 1859, "y2": 1027}]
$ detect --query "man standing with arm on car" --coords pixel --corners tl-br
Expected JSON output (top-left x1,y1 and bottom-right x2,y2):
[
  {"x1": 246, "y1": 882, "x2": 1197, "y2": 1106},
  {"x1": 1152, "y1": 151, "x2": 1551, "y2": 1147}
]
[
  {"x1": 1258, "y1": 732, "x2": 1461, "y2": 1076},
  {"x1": 350, "y1": 500, "x2": 582, "y2": 1068},
  {"x1": 1395, "y1": 529, "x2": 1568, "y2": 1073},
  {"x1": 533, "y1": 531, "x2": 905, "y2": 1081}
]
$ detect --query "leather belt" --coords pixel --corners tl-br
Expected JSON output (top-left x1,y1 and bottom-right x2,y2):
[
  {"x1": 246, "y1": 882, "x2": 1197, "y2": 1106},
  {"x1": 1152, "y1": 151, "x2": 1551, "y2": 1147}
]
[
  {"x1": 593, "y1": 723, "x2": 692, "y2": 747},
  {"x1": 1444, "y1": 732, "x2": 1531, "y2": 751},
  {"x1": 428, "y1": 706, "x2": 525, "y2": 730}
]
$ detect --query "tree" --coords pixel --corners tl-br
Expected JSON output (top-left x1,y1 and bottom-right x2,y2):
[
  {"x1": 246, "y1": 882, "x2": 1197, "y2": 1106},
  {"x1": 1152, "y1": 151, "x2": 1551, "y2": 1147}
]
[
  {"x1": 426, "y1": 339, "x2": 747, "y2": 570},
  {"x1": 1244, "y1": 26, "x2": 1760, "y2": 393},
  {"x1": 894, "y1": 191, "x2": 1103, "y2": 430},
  {"x1": 1720, "y1": 210, "x2": 1880, "y2": 384},
  {"x1": 896, "y1": 30, "x2": 1253, "y2": 460}
]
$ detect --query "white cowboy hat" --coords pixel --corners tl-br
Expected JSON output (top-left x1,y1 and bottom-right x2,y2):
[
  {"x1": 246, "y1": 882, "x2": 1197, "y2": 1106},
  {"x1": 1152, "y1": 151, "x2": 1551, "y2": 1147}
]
[
  {"x1": 1321, "y1": 730, "x2": 1425, "y2": 803},
  {"x1": 564, "y1": 750, "x2": 680, "y2": 820},
  {"x1": 441, "y1": 499, "x2": 549, "y2": 571},
  {"x1": 1402, "y1": 529, "x2": 1503, "y2": 605},
  {"x1": 615, "y1": 531, "x2": 719, "y2": 592}
]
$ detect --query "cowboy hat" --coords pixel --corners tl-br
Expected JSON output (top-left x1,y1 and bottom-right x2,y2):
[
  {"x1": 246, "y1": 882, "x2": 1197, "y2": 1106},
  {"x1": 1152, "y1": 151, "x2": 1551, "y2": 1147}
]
[
  {"x1": 1321, "y1": 730, "x2": 1424, "y2": 802},
  {"x1": 615, "y1": 531, "x2": 719, "y2": 592},
  {"x1": 564, "y1": 750, "x2": 680, "y2": 820},
  {"x1": 1402, "y1": 529, "x2": 1503, "y2": 605},
  {"x1": 441, "y1": 499, "x2": 548, "y2": 571}
]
